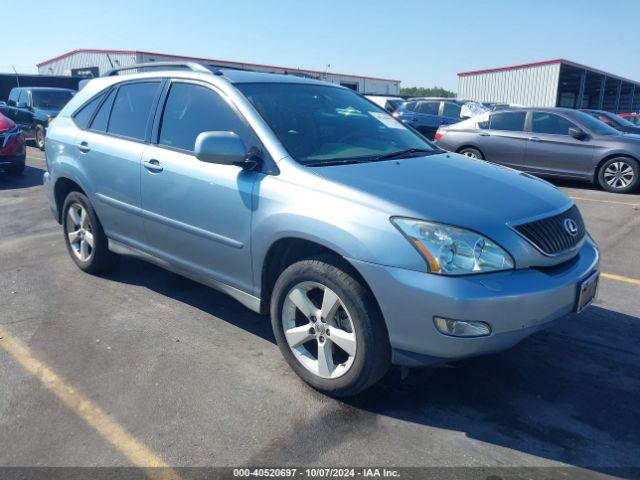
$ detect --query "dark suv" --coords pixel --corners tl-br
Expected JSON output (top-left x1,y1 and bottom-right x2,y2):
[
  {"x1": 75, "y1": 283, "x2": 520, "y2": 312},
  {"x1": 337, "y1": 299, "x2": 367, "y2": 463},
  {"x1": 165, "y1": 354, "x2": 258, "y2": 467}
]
[
  {"x1": 393, "y1": 98, "x2": 478, "y2": 140},
  {"x1": 1, "y1": 87, "x2": 75, "y2": 150}
]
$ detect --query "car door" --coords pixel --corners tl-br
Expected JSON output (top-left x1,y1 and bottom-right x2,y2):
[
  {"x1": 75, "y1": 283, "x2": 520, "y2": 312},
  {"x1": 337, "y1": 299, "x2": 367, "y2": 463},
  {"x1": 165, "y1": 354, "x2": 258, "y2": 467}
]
[
  {"x1": 140, "y1": 80, "x2": 260, "y2": 294},
  {"x1": 524, "y1": 111, "x2": 595, "y2": 178},
  {"x1": 476, "y1": 110, "x2": 528, "y2": 168},
  {"x1": 74, "y1": 81, "x2": 163, "y2": 246},
  {"x1": 14, "y1": 90, "x2": 34, "y2": 135},
  {"x1": 441, "y1": 101, "x2": 462, "y2": 126}
]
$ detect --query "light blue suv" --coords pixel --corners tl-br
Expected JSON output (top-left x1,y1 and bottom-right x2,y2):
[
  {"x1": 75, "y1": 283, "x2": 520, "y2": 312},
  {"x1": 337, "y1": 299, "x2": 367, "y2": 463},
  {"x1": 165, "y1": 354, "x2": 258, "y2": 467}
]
[{"x1": 43, "y1": 63, "x2": 599, "y2": 396}]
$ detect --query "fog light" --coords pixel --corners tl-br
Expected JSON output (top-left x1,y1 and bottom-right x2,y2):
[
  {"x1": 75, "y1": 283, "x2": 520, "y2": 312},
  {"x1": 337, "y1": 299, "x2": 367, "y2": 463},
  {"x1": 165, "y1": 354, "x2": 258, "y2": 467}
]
[{"x1": 433, "y1": 317, "x2": 491, "y2": 337}]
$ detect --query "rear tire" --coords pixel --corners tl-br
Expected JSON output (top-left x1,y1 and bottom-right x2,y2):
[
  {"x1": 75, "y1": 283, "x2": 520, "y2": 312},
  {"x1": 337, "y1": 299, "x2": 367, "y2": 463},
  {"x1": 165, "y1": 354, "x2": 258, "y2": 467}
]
[
  {"x1": 62, "y1": 191, "x2": 119, "y2": 273},
  {"x1": 597, "y1": 157, "x2": 639, "y2": 193},
  {"x1": 271, "y1": 256, "x2": 390, "y2": 397},
  {"x1": 458, "y1": 147, "x2": 484, "y2": 160}
]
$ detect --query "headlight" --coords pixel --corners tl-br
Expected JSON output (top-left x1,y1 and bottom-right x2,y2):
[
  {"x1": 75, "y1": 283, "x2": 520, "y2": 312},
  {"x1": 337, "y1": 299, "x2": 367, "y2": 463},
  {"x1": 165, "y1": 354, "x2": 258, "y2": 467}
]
[{"x1": 391, "y1": 218, "x2": 514, "y2": 275}]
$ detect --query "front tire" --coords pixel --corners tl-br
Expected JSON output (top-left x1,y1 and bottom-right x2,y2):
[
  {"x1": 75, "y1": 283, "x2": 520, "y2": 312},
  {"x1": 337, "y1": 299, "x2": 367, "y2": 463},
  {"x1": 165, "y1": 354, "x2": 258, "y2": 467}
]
[
  {"x1": 62, "y1": 191, "x2": 119, "y2": 273},
  {"x1": 597, "y1": 157, "x2": 639, "y2": 193},
  {"x1": 35, "y1": 125, "x2": 46, "y2": 150},
  {"x1": 271, "y1": 256, "x2": 390, "y2": 397},
  {"x1": 458, "y1": 147, "x2": 484, "y2": 160}
]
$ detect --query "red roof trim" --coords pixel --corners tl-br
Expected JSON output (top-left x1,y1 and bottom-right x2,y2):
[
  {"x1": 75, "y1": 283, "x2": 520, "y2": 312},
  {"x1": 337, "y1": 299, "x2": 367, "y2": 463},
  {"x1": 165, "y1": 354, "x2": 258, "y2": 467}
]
[
  {"x1": 457, "y1": 59, "x2": 567, "y2": 76},
  {"x1": 37, "y1": 49, "x2": 401, "y2": 83}
]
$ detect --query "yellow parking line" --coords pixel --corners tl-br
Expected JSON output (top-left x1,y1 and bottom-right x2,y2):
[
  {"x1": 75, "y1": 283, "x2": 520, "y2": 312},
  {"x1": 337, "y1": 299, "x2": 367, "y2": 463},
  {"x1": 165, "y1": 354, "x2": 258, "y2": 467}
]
[
  {"x1": 602, "y1": 272, "x2": 640, "y2": 286},
  {"x1": 570, "y1": 196, "x2": 640, "y2": 207},
  {"x1": 0, "y1": 325, "x2": 181, "y2": 480}
]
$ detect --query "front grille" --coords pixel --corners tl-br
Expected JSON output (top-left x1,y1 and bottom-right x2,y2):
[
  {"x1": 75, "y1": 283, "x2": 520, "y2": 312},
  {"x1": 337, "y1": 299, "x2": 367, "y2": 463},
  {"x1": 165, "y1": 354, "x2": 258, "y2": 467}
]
[{"x1": 514, "y1": 205, "x2": 586, "y2": 255}]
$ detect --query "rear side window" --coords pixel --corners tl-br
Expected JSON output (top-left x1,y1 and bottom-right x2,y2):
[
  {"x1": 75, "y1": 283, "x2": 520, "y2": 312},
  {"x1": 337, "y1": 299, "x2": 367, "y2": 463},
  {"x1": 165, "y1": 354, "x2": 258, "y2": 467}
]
[
  {"x1": 73, "y1": 92, "x2": 106, "y2": 129},
  {"x1": 90, "y1": 89, "x2": 116, "y2": 132},
  {"x1": 489, "y1": 111, "x2": 526, "y2": 132},
  {"x1": 159, "y1": 82, "x2": 249, "y2": 152},
  {"x1": 531, "y1": 113, "x2": 575, "y2": 135},
  {"x1": 442, "y1": 102, "x2": 461, "y2": 118},
  {"x1": 416, "y1": 101, "x2": 440, "y2": 115},
  {"x1": 107, "y1": 82, "x2": 161, "y2": 141}
]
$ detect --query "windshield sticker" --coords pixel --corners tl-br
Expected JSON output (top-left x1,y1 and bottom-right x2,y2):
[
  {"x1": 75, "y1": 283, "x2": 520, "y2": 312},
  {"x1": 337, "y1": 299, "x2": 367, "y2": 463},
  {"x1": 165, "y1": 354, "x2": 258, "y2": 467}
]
[{"x1": 369, "y1": 111, "x2": 404, "y2": 129}]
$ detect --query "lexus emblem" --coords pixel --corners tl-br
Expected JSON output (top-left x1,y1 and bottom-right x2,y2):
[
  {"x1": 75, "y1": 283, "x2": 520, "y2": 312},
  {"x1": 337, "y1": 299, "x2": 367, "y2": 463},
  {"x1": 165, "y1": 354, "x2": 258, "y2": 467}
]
[{"x1": 564, "y1": 218, "x2": 579, "y2": 237}]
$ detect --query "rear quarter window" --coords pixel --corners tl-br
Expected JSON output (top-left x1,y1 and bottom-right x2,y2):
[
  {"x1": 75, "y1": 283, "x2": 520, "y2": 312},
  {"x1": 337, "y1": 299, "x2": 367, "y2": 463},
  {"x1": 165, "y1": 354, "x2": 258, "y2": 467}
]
[{"x1": 72, "y1": 92, "x2": 106, "y2": 130}]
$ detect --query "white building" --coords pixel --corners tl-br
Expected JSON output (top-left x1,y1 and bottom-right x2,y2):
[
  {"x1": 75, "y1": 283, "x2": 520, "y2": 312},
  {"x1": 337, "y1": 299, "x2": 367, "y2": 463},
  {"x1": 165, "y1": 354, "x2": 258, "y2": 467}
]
[
  {"x1": 458, "y1": 58, "x2": 640, "y2": 113},
  {"x1": 37, "y1": 49, "x2": 400, "y2": 95}
]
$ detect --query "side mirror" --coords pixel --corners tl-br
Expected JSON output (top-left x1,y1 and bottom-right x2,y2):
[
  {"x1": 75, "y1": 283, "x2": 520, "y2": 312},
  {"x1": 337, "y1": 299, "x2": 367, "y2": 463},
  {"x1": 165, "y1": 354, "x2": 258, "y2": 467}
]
[
  {"x1": 194, "y1": 131, "x2": 257, "y2": 168},
  {"x1": 569, "y1": 127, "x2": 587, "y2": 140}
]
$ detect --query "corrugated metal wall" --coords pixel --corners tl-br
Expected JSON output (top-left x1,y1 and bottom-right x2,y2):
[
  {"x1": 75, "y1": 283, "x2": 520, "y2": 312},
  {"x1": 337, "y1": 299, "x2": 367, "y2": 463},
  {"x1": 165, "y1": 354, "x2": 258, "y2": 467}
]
[
  {"x1": 38, "y1": 52, "x2": 138, "y2": 76},
  {"x1": 458, "y1": 63, "x2": 561, "y2": 107},
  {"x1": 38, "y1": 51, "x2": 400, "y2": 94}
]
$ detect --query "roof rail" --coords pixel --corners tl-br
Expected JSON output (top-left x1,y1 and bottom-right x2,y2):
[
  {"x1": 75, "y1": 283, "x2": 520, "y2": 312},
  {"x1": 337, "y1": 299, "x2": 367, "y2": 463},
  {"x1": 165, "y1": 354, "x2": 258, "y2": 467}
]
[{"x1": 103, "y1": 61, "x2": 212, "y2": 77}]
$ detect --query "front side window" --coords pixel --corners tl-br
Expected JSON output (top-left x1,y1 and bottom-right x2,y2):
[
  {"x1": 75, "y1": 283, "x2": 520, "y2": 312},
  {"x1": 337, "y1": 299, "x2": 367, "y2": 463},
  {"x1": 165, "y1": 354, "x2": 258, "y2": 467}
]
[
  {"x1": 489, "y1": 111, "x2": 526, "y2": 132},
  {"x1": 159, "y1": 82, "x2": 249, "y2": 152},
  {"x1": 531, "y1": 112, "x2": 575, "y2": 135},
  {"x1": 18, "y1": 90, "x2": 30, "y2": 107},
  {"x1": 31, "y1": 90, "x2": 74, "y2": 110},
  {"x1": 237, "y1": 83, "x2": 435, "y2": 166},
  {"x1": 107, "y1": 82, "x2": 161, "y2": 141}
]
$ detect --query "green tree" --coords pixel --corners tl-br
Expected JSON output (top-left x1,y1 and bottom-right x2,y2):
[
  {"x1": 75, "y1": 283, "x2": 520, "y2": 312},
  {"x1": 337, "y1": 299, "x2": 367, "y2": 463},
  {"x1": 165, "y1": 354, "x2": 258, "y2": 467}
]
[{"x1": 400, "y1": 86, "x2": 456, "y2": 98}]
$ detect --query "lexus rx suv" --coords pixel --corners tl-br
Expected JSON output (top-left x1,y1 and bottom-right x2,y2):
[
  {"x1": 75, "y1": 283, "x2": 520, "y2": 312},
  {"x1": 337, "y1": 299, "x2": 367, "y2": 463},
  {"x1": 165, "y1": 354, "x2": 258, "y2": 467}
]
[{"x1": 44, "y1": 64, "x2": 599, "y2": 396}]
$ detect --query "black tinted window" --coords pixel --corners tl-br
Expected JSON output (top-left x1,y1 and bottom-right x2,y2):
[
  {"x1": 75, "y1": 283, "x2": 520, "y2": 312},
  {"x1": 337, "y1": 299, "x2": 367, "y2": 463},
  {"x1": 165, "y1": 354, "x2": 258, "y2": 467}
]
[
  {"x1": 531, "y1": 112, "x2": 575, "y2": 135},
  {"x1": 8, "y1": 89, "x2": 19, "y2": 105},
  {"x1": 416, "y1": 101, "x2": 440, "y2": 115},
  {"x1": 107, "y1": 82, "x2": 160, "y2": 140},
  {"x1": 159, "y1": 83, "x2": 248, "y2": 152},
  {"x1": 90, "y1": 89, "x2": 116, "y2": 132},
  {"x1": 442, "y1": 102, "x2": 461, "y2": 118},
  {"x1": 489, "y1": 111, "x2": 526, "y2": 131},
  {"x1": 73, "y1": 93, "x2": 105, "y2": 129}
]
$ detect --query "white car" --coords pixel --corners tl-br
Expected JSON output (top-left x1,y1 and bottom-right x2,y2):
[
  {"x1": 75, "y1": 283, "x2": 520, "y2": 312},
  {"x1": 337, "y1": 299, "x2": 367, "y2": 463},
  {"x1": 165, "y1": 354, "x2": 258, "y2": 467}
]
[{"x1": 365, "y1": 95, "x2": 404, "y2": 113}]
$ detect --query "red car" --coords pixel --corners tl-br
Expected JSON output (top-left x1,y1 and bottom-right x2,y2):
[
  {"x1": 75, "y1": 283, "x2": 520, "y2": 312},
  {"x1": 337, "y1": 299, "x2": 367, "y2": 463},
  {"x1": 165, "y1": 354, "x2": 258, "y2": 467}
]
[
  {"x1": 0, "y1": 112, "x2": 26, "y2": 175},
  {"x1": 618, "y1": 113, "x2": 640, "y2": 127}
]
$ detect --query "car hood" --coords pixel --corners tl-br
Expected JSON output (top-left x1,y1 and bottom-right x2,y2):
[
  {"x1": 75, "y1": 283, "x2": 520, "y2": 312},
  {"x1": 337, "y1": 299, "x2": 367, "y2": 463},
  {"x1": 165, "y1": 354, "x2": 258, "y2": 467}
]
[{"x1": 312, "y1": 152, "x2": 572, "y2": 233}]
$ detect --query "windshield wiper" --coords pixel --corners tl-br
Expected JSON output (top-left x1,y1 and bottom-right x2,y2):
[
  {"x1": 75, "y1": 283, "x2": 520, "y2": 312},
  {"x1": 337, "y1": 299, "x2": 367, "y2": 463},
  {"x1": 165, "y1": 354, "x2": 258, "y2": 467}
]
[
  {"x1": 305, "y1": 158, "x2": 374, "y2": 167},
  {"x1": 375, "y1": 148, "x2": 437, "y2": 161}
]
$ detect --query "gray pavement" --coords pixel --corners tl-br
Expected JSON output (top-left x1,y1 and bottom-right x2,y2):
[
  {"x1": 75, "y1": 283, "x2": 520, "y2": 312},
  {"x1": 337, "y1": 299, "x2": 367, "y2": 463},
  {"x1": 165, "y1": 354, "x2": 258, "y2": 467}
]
[{"x1": 0, "y1": 148, "x2": 638, "y2": 475}]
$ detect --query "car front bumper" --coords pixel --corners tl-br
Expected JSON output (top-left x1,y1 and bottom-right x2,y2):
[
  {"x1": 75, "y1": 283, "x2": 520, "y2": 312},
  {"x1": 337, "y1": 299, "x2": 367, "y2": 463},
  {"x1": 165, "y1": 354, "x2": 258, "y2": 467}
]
[{"x1": 350, "y1": 237, "x2": 599, "y2": 366}]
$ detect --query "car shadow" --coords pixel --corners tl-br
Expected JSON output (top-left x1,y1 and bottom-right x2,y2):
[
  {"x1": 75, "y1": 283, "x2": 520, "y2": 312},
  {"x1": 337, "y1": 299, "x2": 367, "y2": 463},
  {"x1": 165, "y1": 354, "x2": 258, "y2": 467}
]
[
  {"x1": 0, "y1": 165, "x2": 45, "y2": 190},
  {"x1": 103, "y1": 258, "x2": 639, "y2": 473}
]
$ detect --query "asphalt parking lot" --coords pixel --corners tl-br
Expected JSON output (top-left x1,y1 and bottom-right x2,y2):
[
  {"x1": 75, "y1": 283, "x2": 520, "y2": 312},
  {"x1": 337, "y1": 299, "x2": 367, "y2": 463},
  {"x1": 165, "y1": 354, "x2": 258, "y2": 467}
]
[{"x1": 1, "y1": 148, "x2": 639, "y2": 477}]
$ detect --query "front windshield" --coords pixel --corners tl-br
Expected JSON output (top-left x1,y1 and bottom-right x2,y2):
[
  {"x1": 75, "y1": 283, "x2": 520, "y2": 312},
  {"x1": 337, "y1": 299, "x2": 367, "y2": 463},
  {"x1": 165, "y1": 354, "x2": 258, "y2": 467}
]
[
  {"x1": 573, "y1": 111, "x2": 620, "y2": 135},
  {"x1": 236, "y1": 83, "x2": 435, "y2": 165},
  {"x1": 31, "y1": 90, "x2": 74, "y2": 110},
  {"x1": 602, "y1": 112, "x2": 634, "y2": 127}
]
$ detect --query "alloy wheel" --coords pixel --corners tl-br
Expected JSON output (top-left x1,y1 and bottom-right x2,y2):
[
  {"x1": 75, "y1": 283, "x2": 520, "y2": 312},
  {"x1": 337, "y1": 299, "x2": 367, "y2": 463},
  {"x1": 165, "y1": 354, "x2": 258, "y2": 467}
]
[
  {"x1": 65, "y1": 203, "x2": 94, "y2": 262},
  {"x1": 604, "y1": 161, "x2": 635, "y2": 190},
  {"x1": 462, "y1": 151, "x2": 479, "y2": 158},
  {"x1": 282, "y1": 281, "x2": 357, "y2": 379}
]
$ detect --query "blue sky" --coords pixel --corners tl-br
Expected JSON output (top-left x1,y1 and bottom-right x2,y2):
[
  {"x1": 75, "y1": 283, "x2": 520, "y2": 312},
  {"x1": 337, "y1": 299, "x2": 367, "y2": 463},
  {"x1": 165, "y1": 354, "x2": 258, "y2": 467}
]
[{"x1": 3, "y1": 0, "x2": 639, "y2": 91}]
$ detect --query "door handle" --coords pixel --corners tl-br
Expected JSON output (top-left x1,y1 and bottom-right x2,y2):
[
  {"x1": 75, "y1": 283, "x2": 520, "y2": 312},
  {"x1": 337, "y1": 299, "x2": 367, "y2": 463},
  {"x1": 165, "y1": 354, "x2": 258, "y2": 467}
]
[
  {"x1": 478, "y1": 132, "x2": 490, "y2": 137},
  {"x1": 529, "y1": 136, "x2": 541, "y2": 142},
  {"x1": 143, "y1": 159, "x2": 163, "y2": 172},
  {"x1": 76, "y1": 141, "x2": 91, "y2": 153}
]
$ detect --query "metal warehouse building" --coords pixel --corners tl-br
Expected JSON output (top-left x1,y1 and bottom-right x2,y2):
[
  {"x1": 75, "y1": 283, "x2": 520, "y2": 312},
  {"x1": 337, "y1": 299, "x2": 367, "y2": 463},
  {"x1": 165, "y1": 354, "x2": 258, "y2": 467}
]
[
  {"x1": 458, "y1": 59, "x2": 640, "y2": 113},
  {"x1": 37, "y1": 49, "x2": 400, "y2": 95}
]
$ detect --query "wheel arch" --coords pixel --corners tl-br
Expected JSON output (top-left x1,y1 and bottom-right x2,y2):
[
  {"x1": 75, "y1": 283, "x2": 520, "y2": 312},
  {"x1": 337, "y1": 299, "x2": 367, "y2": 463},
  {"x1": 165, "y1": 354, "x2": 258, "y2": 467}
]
[
  {"x1": 259, "y1": 237, "x2": 382, "y2": 319},
  {"x1": 53, "y1": 177, "x2": 87, "y2": 223}
]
